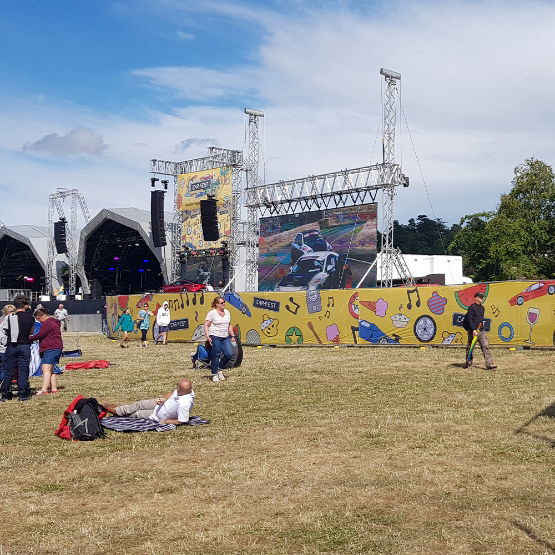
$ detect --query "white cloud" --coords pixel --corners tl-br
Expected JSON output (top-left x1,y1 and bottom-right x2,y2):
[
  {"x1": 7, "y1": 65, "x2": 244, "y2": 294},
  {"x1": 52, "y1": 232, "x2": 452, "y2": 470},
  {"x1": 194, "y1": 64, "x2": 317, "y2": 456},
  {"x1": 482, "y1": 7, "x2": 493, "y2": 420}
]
[
  {"x1": 176, "y1": 30, "x2": 194, "y2": 40},
  {"x1": 173, "y1": 137, "x2": 219, "y2": 155},
  {"x1": 23, "y1": 127, "x2": 108, "y2": 156},
  {"x1": 3, "y1": 0, "x2": 555, "y2": 231}
]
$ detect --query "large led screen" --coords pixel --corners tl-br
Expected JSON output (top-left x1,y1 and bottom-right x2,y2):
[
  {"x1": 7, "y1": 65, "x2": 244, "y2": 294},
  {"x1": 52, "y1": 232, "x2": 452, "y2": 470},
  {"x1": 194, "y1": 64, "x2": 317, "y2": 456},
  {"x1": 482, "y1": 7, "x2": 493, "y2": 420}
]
[{"x1": 258, "y1": 204, "x2": 378, "y2": 292}]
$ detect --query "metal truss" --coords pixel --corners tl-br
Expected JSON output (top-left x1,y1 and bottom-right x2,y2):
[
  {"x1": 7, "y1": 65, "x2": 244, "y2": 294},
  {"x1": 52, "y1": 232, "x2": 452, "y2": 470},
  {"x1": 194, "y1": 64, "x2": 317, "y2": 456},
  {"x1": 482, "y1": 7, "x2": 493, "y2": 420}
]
[
  {"x1": 46, "y1": 189, "x2": 90, "y2": 297},
  {"x1": 379, "y1": 68, "x2": 414, "y2": 288},
  {"x1": 243, "y1": 109, "x2": 265, "y2": 291},
  {"x1": 245, "y1": 163, "x2": 406, "y2": 215},
  {"x1": 150, "y1": 147, "x2": 243, "y2": 285}
]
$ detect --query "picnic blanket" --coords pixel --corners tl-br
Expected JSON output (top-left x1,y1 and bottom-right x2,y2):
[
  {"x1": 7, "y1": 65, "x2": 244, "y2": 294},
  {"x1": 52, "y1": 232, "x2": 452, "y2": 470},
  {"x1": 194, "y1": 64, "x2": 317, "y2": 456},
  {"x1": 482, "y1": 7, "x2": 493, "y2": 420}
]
[
  {"x1": 101, "y1": 415, "x2": 210, "y2": 433},
  {"x1": 65, "y1": 360, "x2": 110, "y2": 370}
]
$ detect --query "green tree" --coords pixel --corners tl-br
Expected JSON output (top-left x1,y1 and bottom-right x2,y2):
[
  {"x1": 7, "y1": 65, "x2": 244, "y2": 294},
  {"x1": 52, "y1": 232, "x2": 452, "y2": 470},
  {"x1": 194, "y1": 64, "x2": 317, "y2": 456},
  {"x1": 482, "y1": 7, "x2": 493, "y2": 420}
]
[{"x1": 449, "y1": 158, "x2": 555, "y2": 280}]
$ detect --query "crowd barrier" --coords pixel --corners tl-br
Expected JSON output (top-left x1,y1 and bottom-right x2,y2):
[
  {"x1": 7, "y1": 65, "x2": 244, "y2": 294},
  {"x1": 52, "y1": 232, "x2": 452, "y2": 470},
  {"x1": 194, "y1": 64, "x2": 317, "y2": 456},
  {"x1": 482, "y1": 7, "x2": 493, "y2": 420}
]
[{"x1": 107, "y1": 281, "x2": 555, "y2": 347}]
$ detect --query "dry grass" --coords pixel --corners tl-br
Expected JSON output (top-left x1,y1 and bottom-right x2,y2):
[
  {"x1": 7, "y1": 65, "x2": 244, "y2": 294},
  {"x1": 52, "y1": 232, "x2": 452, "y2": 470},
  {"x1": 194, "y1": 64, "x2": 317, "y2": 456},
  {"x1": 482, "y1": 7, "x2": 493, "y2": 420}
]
[{"x1": 0, "y1": 336, "x2": 554, "y2": 554}]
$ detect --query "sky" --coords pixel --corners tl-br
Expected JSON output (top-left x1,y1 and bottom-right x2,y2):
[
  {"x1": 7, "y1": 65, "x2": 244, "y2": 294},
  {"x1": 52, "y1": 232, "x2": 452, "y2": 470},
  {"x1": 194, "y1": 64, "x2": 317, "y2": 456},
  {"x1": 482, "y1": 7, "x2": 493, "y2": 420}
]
[{"x1": 1, "y1": 0, "x2": 555, "y2": 231}]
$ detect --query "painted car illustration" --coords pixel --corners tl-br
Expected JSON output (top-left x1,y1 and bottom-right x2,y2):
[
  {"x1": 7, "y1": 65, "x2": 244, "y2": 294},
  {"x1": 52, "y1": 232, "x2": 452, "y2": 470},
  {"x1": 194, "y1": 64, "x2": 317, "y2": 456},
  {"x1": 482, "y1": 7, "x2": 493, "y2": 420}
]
[
  {"x1": 159, "y1": 280, "x2": 208, "y2": 293},
  {"x1": 275, "y1": 251, "x2": 352, "y2": 292},
  {"x1": 508, "y1": 281, "x2": 555, "y2": 306},
  {"x1": 359, "y1": 320, "x2": 400, "y2": 344},
  {"x1": 290, "y1": 230, "x2": 332, "y2": 264},
  {"x1": 224, "y1": 292, "x2": 252, "y2": 317}
]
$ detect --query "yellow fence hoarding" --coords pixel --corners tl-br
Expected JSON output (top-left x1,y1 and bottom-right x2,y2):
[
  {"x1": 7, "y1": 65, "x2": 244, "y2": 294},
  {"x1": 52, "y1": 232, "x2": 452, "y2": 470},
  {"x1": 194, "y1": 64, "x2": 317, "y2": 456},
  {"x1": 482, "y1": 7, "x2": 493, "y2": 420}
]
[{"x1": 107, "y1": 281, "x2": 555, "y2": 347}]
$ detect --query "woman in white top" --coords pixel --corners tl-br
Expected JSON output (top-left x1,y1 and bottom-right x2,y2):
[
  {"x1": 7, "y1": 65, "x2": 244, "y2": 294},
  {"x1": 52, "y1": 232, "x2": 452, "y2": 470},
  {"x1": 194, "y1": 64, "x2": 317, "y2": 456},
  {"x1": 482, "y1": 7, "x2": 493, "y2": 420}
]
[{"x1": 204, "y1": 296, "x2": 234, "y2": 382}]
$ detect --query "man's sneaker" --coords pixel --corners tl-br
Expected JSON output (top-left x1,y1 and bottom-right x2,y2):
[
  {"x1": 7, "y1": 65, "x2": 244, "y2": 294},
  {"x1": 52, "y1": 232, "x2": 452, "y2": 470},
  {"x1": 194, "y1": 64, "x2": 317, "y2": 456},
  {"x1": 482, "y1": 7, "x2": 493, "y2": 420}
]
[
  {"x1": 486, "y1": 365, "x2": 497, "y2": 370},
  {"x1": 18, "y1": 397, "x2": 31, "y2": 402},
  {"x1": 211, "y1": 374, "x2": 220, "y2": 382},
  {"x1": 217, "y1": 371, "x2": 226, "y2": 381}
]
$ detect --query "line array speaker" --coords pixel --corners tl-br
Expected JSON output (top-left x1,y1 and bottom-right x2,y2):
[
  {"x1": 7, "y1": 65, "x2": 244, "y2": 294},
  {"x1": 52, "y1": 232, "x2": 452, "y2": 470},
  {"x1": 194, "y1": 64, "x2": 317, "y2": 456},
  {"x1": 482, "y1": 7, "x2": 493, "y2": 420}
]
[
  {"x1": 54, "y1": 219, "x2": 68, "y2": 254},
  {"x1": 151, "y1": 190, "x2": 166, "y2": 248},
  {"x1": 200, "y1": 198, "x2": 219, "y2": 241}
]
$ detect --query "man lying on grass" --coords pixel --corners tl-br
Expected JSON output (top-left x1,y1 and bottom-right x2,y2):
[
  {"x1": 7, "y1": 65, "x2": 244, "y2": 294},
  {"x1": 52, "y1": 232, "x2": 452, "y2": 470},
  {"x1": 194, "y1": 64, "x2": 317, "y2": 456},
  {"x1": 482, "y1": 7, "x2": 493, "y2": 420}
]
[{"x1": 102, "y1": 378, "x2": 194, "y2": 426}]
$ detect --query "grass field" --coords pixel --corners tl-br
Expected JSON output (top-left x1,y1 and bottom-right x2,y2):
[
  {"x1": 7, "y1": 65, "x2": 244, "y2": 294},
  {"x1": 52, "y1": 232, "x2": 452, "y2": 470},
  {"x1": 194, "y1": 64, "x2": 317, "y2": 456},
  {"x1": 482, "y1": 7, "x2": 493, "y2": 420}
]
[{"x1": 0, "y1": 336, "x2": 554, "y2": 554}]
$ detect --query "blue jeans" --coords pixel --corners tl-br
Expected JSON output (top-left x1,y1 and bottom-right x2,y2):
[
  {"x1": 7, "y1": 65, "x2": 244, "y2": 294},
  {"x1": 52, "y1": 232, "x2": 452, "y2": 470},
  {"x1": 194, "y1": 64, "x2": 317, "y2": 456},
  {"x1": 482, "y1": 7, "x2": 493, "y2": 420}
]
[
  {"x1": 209, "y1": 335, "x2": 233, "y2": 375},
  {"x1": 1, "y1": 344, "x2": 31, "y2": 399}
]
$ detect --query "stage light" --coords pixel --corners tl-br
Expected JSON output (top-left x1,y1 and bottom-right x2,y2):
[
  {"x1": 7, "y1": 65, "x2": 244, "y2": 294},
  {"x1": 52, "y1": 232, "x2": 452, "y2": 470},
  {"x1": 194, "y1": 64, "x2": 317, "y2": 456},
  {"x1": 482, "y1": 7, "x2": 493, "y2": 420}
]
[
  {"x1": 138, "y1": 268, "x2": 145, "y2": 273},
  {"x1": 150, "y1": 177, "x2": 159, "y2": 187},
  {"x1": 24, "y1": 276, "x2": 34, "y2": 282},
  {"x1": 108, "y1": 267, "x2": 115, "y2": 271},
  {"x1": 113, "y1": 256, "x2": 120, "y2": 261},
  {"x1": 134, "y1": 242, "x2": 140, "y2": 247},
  {"x1": 161, "y1": 179, "x2": 169, "y2": 191},
  {"x1": 143, "y1": 259, "x2": 150, "y2": 263}
]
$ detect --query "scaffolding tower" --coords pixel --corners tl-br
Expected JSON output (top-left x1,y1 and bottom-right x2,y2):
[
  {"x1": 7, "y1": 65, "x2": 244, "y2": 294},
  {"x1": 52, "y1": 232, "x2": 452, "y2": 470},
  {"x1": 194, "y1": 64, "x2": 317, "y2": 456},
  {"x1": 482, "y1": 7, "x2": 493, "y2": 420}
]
[{"x1": 46, "y1": 188, "x2": 90, "y2": 296}]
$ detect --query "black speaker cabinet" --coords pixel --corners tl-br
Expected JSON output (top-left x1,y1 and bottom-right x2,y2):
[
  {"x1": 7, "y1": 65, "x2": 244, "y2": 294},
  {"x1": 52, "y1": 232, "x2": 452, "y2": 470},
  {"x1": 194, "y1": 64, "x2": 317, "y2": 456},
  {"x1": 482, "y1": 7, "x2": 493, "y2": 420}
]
[
  {"x1": 54, "y1": 219, "x2": 68, "y2": 254},
  {"x1": 151, "y1": 190, "x2": 167, "y2": 247},
  {"x1": 200, "y1": 198, "x2": 219, "y2": 241}
]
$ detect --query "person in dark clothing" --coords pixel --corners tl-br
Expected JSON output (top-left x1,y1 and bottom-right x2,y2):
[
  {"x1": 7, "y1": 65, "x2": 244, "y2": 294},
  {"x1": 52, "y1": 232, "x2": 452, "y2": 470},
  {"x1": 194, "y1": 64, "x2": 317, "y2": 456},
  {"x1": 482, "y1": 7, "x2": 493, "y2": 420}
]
[
  {"x1": 0, "y1": 296, "x2": 35, "y2": 401},
  {"x1": 463, "y1": 292, "x2": 496, "y2": 370}
]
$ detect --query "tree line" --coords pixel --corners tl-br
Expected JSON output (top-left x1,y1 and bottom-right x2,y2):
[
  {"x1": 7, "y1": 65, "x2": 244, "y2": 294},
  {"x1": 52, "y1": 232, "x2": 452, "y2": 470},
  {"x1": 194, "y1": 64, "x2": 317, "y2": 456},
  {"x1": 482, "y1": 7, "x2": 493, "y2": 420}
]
[{"x1": 385, "y1": 158, "x2": 555, "y2": 282}]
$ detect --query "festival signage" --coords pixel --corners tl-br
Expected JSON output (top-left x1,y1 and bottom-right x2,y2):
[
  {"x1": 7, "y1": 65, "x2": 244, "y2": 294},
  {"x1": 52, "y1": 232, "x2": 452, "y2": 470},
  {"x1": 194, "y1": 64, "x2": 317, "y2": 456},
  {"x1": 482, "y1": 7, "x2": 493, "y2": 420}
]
[
  {"x1": 107, "y1": 280, "x2": 555, "y2": 347},
  {"x1": 177, "y1": 166, "x2": 232, "y2": 250}
]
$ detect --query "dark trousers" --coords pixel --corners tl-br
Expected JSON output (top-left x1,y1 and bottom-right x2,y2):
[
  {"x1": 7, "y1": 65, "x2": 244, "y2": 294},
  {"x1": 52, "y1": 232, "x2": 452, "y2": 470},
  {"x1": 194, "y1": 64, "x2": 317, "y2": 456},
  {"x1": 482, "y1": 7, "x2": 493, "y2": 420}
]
[
  {"x1": 1, "y1": 344, "x2": 31, "y2": 399},
  {"x1": 209, "y1": 335, "x2": 233, "y2": 374}
]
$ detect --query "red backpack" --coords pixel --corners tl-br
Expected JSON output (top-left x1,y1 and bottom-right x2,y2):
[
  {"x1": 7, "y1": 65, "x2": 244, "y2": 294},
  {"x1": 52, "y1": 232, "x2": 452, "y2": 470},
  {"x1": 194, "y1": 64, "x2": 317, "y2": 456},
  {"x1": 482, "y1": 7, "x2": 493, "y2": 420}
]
[{"x1": 54, "y1": 395, "x2": 108, "y2": 441}]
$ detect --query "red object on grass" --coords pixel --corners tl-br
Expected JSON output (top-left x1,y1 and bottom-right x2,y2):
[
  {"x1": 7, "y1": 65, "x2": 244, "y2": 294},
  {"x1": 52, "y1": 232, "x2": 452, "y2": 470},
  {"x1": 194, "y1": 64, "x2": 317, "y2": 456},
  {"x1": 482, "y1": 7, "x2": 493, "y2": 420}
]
[{"x1": 65, "y1": 360, "x2": 110, "y2": 370}]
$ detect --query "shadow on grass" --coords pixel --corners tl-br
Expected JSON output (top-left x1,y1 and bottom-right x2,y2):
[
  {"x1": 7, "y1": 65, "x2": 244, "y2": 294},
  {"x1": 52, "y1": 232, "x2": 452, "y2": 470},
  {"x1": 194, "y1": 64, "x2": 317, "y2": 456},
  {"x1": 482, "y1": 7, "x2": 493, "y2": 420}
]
[
  {"x1": 511, "y1": 520, "x2": 555, "y2": 552},
  {"x1": 514, "y1": 400, "x2": 555, "y2": 448}
]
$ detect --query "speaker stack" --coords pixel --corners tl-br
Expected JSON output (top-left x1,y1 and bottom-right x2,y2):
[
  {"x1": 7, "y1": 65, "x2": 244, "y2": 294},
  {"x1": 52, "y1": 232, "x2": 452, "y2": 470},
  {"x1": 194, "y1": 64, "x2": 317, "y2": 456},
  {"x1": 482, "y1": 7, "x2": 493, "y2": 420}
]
[
  {"x1": 54, "y1": 218, "x2": 68, "y2": 254},
  {"x1": 151, "y1": 190, "x2": 167, "y2": 248},
  {"x1": 200, "y1": 198, "x2": 219, "y2": 241}
]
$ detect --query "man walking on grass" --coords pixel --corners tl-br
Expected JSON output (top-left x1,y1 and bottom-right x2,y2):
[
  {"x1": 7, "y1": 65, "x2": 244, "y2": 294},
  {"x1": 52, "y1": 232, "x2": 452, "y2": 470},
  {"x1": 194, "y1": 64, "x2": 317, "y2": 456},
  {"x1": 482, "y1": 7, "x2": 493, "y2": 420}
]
[
  {"x1": 463, "y1": 292, "x2": 497, "y2": 370},
  {"x1": 54, "y1": 303, "x2": 69, "y2": 332}
]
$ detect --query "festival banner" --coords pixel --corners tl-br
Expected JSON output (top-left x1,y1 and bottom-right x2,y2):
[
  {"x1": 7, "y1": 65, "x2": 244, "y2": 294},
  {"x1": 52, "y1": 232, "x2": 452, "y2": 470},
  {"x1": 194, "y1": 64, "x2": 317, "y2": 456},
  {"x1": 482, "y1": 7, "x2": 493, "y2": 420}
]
[
  {"x1": 177, "y1": 166, "x2": 232, "y2": 250},
  {"x1": 107, "y1": 280, "x2": 555, "y2": 347}
]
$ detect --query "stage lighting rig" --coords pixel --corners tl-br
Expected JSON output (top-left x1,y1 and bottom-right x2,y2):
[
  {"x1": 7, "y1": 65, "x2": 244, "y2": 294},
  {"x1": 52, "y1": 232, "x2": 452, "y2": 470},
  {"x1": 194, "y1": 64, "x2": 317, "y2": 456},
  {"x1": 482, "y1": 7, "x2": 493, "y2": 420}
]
[{"x1": 150, "y1": 177, "x2": 159, "y2": 187}]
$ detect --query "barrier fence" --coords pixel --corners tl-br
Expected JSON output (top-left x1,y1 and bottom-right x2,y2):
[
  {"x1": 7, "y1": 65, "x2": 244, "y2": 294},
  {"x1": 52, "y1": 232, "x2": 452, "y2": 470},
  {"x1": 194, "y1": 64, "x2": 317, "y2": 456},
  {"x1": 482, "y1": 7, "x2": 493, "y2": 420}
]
[{"x1": 107, "y1": 281, "x2": 555, "y2": 347}]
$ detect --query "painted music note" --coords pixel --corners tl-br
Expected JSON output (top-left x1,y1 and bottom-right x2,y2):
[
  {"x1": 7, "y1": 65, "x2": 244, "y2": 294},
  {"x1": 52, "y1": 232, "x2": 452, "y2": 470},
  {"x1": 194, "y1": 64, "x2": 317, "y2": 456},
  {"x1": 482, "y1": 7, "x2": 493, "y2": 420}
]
[
  {"x1": 195, "y1": 311, "x2": 199, "y2": 322},
  {"x1": 192, "y1": 293, "x2": 197, "y2": 306},
  {"x1": 199, "y1": 291, "x2": 205, "y2": 305},
  {"x1": 351, "y1": 325, "x2": 359, "y2": 344},
  {"x1": 179, "y1": 293, "x2": 184, "y2": 309},
  {"x1": 327, "y1": 296, "x2": 334, "y2": 308},
  {"x1": 185, "y1": 292, "x2": 190, "y2": 306},
  {"x1": 307, "y1": 321, "x2": 323, "y2": 344},
  {"x1": 406, "y1": 288, "x2": 421, "y2": 310},
  {"x1": 286, "y1": 297, "x2": 300, "y2": 315},
  {"x1": 490, "y1": 304, "x2": 500, "y2": 318}
]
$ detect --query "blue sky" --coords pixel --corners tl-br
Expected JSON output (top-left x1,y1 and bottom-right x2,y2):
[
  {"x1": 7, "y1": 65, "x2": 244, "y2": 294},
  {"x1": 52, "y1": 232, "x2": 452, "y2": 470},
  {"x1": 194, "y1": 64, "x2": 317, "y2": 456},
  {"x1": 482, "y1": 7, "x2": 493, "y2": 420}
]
[{"x1": 2, "y1": 0, "x2": 555, "y2": 230}]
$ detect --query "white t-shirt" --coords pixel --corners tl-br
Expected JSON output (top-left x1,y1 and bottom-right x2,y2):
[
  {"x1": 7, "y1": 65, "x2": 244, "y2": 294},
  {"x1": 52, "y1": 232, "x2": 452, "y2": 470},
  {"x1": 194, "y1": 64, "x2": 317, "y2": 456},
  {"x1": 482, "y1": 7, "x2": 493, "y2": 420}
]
[
  {"x1": 205, "y1": 309, "x2": 231, "y2": 338},
  {"x1": 54, "y1": 308, "x2": 68, "y2": 321},
  {"x1": 149, "y1": 390, "x2": 195, "y2": 423}
]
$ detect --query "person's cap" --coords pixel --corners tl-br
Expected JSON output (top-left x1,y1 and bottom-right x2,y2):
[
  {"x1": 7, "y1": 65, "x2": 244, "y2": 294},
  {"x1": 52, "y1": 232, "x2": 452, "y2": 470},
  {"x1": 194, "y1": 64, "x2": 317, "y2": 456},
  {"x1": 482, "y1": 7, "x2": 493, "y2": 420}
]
[{"x1": 474, "y1": 292, "x2": 484, "y2": 299}]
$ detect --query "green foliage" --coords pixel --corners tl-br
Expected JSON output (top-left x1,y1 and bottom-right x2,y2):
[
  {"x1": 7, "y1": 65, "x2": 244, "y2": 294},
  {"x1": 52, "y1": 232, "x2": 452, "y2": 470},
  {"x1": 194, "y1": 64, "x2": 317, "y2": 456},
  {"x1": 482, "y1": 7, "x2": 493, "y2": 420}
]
[
  {"x1": 378, "y1": 214, "x2": 461, "y2": 255},
  {"x1": 449, "y1": 158, "x2": 555, "y2": 281}
]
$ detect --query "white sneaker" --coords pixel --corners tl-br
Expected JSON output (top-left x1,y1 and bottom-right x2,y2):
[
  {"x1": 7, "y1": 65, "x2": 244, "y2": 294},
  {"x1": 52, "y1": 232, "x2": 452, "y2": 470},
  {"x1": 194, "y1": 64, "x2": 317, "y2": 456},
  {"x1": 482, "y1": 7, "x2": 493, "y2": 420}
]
[
  {"x1": 217, "y1": 371, "x2": 226, "y2": 381},
  {"x1": 211, "y1": 374, "x2": 220, "y2": 382}
]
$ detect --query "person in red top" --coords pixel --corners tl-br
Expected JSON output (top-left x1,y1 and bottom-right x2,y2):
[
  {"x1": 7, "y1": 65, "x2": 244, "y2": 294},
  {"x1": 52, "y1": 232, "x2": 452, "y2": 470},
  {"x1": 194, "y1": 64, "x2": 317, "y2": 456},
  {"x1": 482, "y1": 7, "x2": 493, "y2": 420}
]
[{"x1": 29, "y1": 308, "x2": 63, "y2": 395}]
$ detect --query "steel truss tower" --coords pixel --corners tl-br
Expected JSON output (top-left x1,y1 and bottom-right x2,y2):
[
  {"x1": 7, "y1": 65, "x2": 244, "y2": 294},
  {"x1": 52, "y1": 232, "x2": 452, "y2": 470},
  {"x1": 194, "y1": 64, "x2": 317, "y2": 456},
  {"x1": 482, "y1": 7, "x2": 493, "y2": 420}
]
[
  {"x1": 243, "y1": 109, "x2": 265, "y2": 292},
  {"x1": 379, "y1": 68, "x2": 415, "y2": 287},
  {"x1": 46, "y1": 189, "x2": 90, "y2": 297},
  {"x1": 244, "y1": 69, "x2": 414, "y2": 289},
  {"x1": 150, "y1": 147, "x2": 243, "y2": 286}
]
